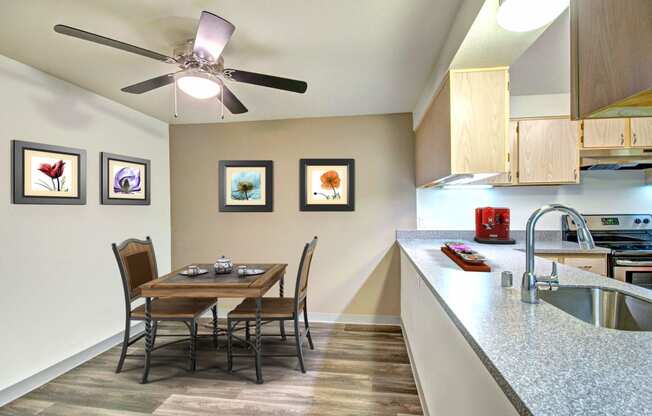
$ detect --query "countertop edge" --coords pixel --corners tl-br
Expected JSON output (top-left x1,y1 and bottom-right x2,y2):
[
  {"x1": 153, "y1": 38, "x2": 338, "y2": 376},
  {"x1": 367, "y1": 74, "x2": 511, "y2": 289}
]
[{"x1": 398, "y1": 240, "x2": 533, "y2": 416}]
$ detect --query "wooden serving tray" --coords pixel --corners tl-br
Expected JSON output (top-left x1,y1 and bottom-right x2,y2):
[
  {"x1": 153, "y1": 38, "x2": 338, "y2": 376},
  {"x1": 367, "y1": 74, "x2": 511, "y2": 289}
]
[{"x1": 441, "y1": 246, "x2": 491, "y2": 272}]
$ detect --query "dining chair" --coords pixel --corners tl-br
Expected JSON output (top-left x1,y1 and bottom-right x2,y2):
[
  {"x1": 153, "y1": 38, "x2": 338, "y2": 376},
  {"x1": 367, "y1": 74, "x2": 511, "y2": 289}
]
[
  {"x1": 112, "y1": 237, "x2": 218, "y2": 382},
  {"x1": 227, "y1": 236, "x2": 317, "y2": 374}
]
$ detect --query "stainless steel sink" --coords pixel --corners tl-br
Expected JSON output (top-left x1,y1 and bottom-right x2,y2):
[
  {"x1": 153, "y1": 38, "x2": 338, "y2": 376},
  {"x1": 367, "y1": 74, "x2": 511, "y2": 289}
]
[{"x1": 539, "y1": 287, "x2": 652, "y2": 331}]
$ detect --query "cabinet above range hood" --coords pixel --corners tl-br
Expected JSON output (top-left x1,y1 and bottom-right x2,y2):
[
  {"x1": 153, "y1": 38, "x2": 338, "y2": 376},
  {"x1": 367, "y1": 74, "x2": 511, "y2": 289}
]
[{"x1": 571, "y1": 0, "x2": 652, "y2": 119}]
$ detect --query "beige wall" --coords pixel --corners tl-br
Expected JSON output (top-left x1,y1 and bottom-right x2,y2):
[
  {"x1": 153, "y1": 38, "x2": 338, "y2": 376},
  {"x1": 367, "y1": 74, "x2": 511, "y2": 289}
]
[
  {"x1": 170, "y1": 114, "x2": 415, "y2": 321},
  {"x1": 0, "y1": 55, "x2": 170, "y2": 393}
]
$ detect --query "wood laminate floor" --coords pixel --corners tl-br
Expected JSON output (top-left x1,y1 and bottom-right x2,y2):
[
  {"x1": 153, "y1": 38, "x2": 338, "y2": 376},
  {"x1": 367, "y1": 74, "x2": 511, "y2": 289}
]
[{"x1": 0, "y1": 321, "x2": 423, "y2": 416}]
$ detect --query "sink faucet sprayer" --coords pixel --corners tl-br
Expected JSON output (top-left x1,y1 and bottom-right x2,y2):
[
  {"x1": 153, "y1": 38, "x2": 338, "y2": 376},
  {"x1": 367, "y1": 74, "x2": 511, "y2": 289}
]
[{"x1": 521, "y1": 204, "x2": 595, "y2": 304}]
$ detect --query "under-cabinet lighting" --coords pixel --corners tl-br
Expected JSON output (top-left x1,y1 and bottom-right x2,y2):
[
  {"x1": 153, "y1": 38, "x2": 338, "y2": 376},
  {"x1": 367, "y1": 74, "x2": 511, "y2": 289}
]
[
  {"x1": 497, "y1": 0, "x2": 569, "y2": 33},
  {"x1": 443, "y1": 185, "x2": 494, "y2": 190}
]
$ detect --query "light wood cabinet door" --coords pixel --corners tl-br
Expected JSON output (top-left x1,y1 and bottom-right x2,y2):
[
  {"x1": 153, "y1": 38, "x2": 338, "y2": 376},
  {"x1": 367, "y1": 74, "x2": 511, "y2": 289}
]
[
  {"x1": 582, "y1": 119, "x2": 628, "y2": 148},
  {"x1": 631, "y1": 118, "x2": 652, "y2": 147},
  {"x1": 518, "y1": 119, "x2": 580, "y2": 184},
  {"x1": 562, "y1": 255, "x2": 608, "y2": 276},
  {"x1": 487, "y1": 121, "x2": 518, "y2": 185},
  {"x1": 450, "y1": 68, "x2": 509, "y2": 175}
]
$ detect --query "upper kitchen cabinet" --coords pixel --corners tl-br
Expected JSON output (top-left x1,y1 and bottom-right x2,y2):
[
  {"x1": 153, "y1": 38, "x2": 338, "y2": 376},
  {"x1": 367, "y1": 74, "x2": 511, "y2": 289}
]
[
  {"x1": 570, "y1": 0, "x2": 652, "y2": 119},
  {"x1": 415, "y1": 67, "x2": 510, "y2": 187},
  {"x1": 631, "y1": 118, "x2": 652, "y2": 148},
  {"x1": 582, "y1": 119, "x2": 629, "y2": 148},
  {"x1": 518, "y1": 118, "x2": 580, "y2": 184}
]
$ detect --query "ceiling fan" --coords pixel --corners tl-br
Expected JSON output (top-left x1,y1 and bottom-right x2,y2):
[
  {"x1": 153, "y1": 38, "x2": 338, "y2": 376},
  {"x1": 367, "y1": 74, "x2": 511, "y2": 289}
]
[{"x1": 53, "y1": 11, "x2": 308, "y2": 116}]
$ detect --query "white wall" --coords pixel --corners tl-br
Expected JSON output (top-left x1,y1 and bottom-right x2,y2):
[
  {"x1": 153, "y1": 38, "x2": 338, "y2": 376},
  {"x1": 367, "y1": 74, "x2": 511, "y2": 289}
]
[
  {"x1": 418, "y1": 171, "x2": 652, "y2": 230},
  {"x1": 0, "y1": 55, "x2": 170, "y2": 392}
]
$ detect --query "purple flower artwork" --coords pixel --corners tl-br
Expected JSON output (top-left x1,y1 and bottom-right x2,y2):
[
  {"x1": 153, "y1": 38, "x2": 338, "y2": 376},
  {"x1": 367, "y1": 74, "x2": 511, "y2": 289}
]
[{"x1": 113, "y1": 167, "x2": 142, "y2": 194}]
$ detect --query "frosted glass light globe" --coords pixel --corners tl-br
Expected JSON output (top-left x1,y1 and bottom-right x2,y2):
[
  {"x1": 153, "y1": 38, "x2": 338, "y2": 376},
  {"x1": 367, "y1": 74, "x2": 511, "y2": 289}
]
[
  {"x1": 177, "y1": 73, "x2": 221, "y2": 99},
  {"x1": 497, "y1": 0, "x2": 569, "y2": 32}
]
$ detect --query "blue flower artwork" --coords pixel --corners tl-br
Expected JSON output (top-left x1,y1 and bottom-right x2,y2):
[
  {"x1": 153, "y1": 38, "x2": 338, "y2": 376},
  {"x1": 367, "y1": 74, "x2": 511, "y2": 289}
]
[{"x1": 230, "y1": 171, "x2": 261, "y2": 200}]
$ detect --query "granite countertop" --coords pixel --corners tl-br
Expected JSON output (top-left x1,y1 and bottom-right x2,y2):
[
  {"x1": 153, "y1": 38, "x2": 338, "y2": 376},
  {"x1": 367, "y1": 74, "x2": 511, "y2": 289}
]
[{"x1": 397, "y1": 235, "x2": 652, "y2": 416}]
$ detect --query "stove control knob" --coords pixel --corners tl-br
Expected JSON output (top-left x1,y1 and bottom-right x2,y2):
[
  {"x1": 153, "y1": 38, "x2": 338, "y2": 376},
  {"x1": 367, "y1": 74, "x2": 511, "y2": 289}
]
[
  {"x1": 644, "y1": 218, "x2": 650, "y2": 225},
  {"x1": 635, "y1": 218, "x2": 642, "y2": 225}
]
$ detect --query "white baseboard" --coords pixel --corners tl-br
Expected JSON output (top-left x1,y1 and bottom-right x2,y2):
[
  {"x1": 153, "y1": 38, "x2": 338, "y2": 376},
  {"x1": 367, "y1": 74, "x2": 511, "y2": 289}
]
[
  {"x1": 309, "y1": 312, "x2": 400, "y2": 325},
  {"x1": 0, "y1": 322, "x2": 144, "y2": 408},
  {"x1": 204, "y1": 308, "x2": 400, "y2": 326}
]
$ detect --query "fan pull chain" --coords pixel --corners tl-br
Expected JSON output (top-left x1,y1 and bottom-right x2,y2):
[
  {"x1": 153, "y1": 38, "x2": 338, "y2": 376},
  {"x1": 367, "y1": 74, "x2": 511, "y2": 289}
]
[{"x1": 173, "y1": 77, "x2": 179, "y2": 118}]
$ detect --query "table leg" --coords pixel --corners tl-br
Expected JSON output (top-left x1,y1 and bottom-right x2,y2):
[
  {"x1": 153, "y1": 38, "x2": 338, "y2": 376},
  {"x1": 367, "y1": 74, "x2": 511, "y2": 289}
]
[
  {"x1": 141, "y1": 297, "x2": 153, "y2": 384},
  {"x1": 255, "y1": 297, "x2": 263, "y2": 384},
  {"x1": 279, "y1": 276, "x2": 287, "y2": 341}
]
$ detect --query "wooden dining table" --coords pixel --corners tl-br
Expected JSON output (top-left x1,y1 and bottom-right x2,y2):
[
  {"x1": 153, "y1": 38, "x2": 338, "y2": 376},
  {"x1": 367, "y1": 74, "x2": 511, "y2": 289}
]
[{"x1": 138, "y1": 263, "x2": 287, "y2": 384}]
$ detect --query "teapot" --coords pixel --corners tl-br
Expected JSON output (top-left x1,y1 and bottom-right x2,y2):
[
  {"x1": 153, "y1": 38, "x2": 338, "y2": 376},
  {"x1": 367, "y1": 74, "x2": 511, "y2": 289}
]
[{"x1": 214, "y1": 256, "x2": 233, "y2": 274}]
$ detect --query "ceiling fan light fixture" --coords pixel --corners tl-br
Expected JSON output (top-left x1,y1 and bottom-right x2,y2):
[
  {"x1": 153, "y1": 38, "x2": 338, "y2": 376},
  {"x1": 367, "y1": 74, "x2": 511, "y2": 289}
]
[
  {"x1": 497, "y1": 0, "x2": 569, "y2": 32},
  {"x1": 177, "y1": 71, "x2": 221, "y2": 100}
]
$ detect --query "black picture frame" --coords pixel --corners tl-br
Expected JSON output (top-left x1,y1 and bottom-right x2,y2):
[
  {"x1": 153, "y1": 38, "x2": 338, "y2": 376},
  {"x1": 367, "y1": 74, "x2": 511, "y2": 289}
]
[
  {"x1": 300, "y1": 158, "x2": 355, "y2": 211},
  {"x1": 12, "y1": 140, "x2": 87, "y2": 205},
  {"x1": 101, "y1": 152, "x2": 151, "y2": 205},
  {"x1": 219, "y1": 160, "x2": 274, "y2": 212}
]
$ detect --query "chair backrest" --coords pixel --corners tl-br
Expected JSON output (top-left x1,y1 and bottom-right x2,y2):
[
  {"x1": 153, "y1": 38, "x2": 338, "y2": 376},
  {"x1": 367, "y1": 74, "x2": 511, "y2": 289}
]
[
  {"x1": 112, "y1": 237, "x2": 158, "y2": 303},
  {"x1": 293, "y1": 236, "x2": 318, "y2": 309}
]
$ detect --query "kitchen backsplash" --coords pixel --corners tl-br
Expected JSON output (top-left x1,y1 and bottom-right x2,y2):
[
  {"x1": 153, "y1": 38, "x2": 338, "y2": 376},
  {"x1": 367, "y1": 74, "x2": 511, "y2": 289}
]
[{"x1": 417, "y1": 171, "x2": 651, "y2": 231}]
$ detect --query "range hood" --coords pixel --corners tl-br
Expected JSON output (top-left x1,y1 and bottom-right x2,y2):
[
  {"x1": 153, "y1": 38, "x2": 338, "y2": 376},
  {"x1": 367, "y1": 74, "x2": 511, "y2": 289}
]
[{"x1": 580, "y1": 148, "x2": 652, "y2": 171}]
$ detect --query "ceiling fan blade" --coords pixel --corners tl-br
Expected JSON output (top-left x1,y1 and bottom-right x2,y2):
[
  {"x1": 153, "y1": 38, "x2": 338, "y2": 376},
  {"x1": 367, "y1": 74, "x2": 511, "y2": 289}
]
[
  {"x1": 218, "y1": 82, "x2": 248, "y2": 114},
  {"x1": 121, "y1": 73, "x2": 176, "y2": 94},
  {"x1": 192, "y1": 11, "x2": 235, "y2": 63},
  {"x1": 54, "y1": 24, "x2": 176, "y2": 63},
  {"x1": 223, "y1": 69, "x2": 307, "y2": 94}
]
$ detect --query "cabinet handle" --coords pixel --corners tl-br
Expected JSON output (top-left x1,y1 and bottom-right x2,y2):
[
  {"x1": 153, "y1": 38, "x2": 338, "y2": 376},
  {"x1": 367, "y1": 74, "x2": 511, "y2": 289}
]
[
  {"x1": 574, "y1": 169, "x2": 578, "y2": 180},
  {"x1": 620, "y1": 134, "x2": 625, "y2": 145},
  {"x1": 579, "y1": 265, "x2": 592, "y2": 270},
  {"x1": 633, "y1": 133, "x2": 638, "y2": 144}
]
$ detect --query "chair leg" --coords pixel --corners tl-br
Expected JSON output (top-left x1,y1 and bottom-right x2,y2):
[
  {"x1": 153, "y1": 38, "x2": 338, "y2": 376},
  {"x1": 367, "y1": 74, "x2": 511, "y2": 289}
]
[
  {"x1": 254, "y1": 298, "x2": 263, "y2": 384},
  {"x1": 211, "y1": 304, "x2": 218, "y2": 349},
  {"x1": 294, "y1": 314, "x2": 306, "y2": 373},
  {"x1": 303, "y1": 306, "x2": 314, "y2": 350},
  {"x1": 279, "y1": 319, "x2": 287, "y2": 341},
  {"x1": 188, "y1": 319, "x2": 197, "y2": 372},
  {"x1": 227, "y1": 318, "x2": 234, "y2": 373},
  {"x1": 116, "y1": 315, "x2": 130, "y2": 374},
  {"x1": 151, "y1": 321, "x2": 158, "y2": 348},
  {"x1": 141, "y1": 297, "x2": 153, "y2": 384}
]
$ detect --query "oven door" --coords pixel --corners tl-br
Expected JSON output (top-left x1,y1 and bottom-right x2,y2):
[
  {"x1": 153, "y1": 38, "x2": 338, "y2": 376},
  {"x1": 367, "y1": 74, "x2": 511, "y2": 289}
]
[{"x1": 613, "y1": 259, "x2": 652, "y2": 290}]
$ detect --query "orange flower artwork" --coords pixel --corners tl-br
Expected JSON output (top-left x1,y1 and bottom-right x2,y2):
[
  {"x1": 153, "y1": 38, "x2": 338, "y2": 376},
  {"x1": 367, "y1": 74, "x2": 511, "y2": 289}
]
[{"x1": 318, "y1": 170, "x2": 341, "y2": 199}]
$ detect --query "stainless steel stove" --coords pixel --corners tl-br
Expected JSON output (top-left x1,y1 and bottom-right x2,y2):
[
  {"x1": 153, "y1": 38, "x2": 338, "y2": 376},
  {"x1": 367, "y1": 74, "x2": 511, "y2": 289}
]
[{"x1": 562, "y1": 214, "x2": 652, "y2": 289}]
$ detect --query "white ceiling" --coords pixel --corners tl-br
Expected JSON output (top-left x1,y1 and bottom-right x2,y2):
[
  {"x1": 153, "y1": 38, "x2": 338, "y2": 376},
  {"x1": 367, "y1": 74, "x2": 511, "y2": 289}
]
[
  {"x1": 451, "y1": 0, "x2": 548, "y2": 69},
  {"x1": 0, "y1": 0, "x2": 463, "y2": 124},
  {"x1": 509, "y1": 9, "x2": 570, "y2": 96}
]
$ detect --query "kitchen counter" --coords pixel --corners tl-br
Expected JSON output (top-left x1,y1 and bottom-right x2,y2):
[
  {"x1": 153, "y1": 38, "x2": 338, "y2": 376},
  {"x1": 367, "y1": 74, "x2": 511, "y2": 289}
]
[{"x1": 397, "y1": 236, "x2": 652, "y2": 416}]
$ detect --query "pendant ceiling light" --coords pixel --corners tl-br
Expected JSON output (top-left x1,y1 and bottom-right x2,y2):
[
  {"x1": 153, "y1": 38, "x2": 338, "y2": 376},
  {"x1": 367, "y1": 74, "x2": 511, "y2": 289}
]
[
  {"x1": 497, "y1": 0, "x2": 569, "y2": 32},
  {"x1": 176, "y1": 71, "x2": 221, "y2": 100}
]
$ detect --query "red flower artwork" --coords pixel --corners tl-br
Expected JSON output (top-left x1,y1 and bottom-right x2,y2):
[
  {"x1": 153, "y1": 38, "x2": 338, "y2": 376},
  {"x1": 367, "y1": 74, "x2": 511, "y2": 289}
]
[
  {"x1": 38, "y1": 160, "x2": 65, "y2": 179},
  {"x1": 36, "y1": 160, "x2": 67, "y2": 192}
]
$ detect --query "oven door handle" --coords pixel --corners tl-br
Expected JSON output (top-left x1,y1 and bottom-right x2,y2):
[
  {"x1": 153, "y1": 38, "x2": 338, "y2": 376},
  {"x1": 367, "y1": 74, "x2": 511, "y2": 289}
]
[{"x1": 615, "y1": 259, "x2": 652, "y2": 267}]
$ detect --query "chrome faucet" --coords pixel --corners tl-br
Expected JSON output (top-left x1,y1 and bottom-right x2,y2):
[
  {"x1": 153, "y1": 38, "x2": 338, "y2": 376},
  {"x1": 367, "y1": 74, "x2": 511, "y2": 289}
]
[{"x1": 521, "y1": 204, "x2": 595, "y2": 304}]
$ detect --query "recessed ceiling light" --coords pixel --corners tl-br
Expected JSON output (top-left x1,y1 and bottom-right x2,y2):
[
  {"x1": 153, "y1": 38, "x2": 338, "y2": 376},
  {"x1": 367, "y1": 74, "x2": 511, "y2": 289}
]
[
  {"x1": 497, "y1": 0, "x2": 569, "y2": 33},
  {"x1": 177, "y1": 71, "x2": 221, "y2": 100}
]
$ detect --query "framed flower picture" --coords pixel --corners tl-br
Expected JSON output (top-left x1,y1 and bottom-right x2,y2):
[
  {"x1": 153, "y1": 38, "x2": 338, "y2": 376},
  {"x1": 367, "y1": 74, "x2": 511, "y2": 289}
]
[
  {"x1": 12, "y1": 140, "x2": 87, "y2": 205},
  {"x1": 300, "y1": 159, "x2": 355, "y2": 211},
  {"x1": 101, "y1": 153, "x2": 150, "y2": 205},
  {"x1": 219, "y1": 160, "x2": 273, "y2": 212}
]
